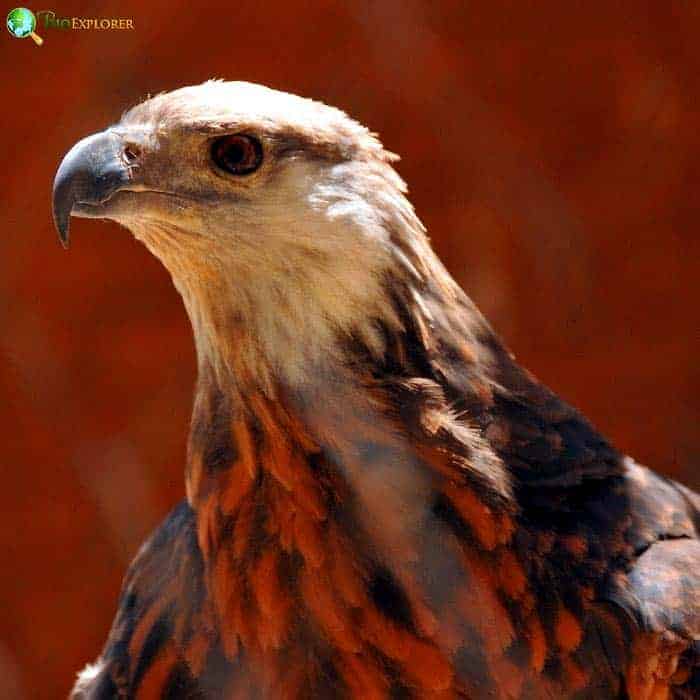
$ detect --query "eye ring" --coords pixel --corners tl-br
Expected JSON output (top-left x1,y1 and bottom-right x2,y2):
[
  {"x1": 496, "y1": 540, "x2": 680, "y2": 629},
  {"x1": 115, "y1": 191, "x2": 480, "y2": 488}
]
[{"x1": 211, "y1": 134, "x2": 263, "y2": 175}]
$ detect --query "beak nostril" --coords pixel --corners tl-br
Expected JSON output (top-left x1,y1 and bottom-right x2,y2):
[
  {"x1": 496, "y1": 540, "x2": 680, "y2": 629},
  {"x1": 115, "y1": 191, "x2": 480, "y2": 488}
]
[{"x1": 123, "y1": 144, "x2": 140, "y2": 163}]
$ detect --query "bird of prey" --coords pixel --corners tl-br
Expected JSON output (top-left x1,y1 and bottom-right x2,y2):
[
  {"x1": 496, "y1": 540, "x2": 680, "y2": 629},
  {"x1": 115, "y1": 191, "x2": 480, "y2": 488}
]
[{"x1": 53, "y1": 82, "x2": 699, "y2": 699}]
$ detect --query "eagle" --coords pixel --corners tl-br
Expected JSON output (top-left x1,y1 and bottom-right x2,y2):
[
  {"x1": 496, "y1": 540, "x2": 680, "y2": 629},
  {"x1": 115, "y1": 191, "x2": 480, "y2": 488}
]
[{"x1": 53, "y1": 81, "x2": 699, "y2": 699}]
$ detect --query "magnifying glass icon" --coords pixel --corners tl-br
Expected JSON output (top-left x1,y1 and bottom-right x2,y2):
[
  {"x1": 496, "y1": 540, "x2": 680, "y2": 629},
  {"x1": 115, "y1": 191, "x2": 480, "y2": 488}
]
[{"x1": 6, "y1": 8, "x2": 44, "y2": 46}]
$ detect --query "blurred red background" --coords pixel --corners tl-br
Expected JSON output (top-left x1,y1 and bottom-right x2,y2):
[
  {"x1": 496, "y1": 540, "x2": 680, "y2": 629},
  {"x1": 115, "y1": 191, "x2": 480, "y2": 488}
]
[{"x1": 1, "y1": 2, "x2": 698, "y2": 696}]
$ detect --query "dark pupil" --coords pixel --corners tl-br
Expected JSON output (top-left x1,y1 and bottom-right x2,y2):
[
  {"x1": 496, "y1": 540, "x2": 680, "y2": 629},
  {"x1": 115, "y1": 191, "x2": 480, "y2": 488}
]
[{"x1": 224, "y1": 141, "x2": 246, "y2": 167}]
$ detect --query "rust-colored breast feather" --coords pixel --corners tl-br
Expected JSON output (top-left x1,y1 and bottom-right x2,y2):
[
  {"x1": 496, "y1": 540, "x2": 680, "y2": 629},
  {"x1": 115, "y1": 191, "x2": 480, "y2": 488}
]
[{"x1": 72, "y1": 281, "x2": 700, "y2": 700}]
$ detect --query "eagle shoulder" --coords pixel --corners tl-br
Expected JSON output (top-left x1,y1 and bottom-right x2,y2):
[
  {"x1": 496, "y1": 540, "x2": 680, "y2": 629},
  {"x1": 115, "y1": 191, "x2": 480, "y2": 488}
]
[
  {"x1": 604, "y1": 461, "x2": 700, "y2": 699},
  {"x1": 70, "y1": 501, "x2": 227, "y2": 699}
]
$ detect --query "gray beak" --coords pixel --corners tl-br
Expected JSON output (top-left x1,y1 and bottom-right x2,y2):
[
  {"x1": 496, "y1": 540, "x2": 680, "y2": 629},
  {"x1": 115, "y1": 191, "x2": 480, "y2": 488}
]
[{"x1": 52, "y1": 130, "x2": 131, "y2": 248}]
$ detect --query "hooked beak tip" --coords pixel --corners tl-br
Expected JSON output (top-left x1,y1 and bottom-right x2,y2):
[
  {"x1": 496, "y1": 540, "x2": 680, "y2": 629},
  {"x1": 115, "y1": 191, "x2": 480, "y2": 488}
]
[
  {"x1": 53, "y1": 202, "x2": 71, "y2": 249},
  {"x1": 58, "y1": 228, "x2": 70, "y2": 249}
]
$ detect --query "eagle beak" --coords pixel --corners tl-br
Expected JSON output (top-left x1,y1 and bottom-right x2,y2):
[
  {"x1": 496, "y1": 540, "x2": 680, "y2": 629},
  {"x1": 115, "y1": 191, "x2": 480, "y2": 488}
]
[{"x1": 52, "y1": 130, "x2": 131, "y2": 248}]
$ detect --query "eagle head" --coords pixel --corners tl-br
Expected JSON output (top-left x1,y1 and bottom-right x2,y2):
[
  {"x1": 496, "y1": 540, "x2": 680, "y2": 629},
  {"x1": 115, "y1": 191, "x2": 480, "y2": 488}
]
[{"x1": 53, "y1": 81, "x2": 446, "y2": 387}]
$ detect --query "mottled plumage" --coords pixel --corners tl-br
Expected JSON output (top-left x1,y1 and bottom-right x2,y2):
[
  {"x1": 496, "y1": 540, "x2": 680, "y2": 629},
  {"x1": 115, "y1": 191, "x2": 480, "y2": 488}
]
[{"x1": 54, "y1": 82, "x2": 699, "y2": 699}]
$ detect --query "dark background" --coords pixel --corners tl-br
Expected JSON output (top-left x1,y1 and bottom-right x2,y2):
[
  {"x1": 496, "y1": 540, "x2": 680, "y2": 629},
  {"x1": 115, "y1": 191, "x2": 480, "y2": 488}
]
[{"x1": 1, "y1": 2, "x2": 697, "y2": 696}]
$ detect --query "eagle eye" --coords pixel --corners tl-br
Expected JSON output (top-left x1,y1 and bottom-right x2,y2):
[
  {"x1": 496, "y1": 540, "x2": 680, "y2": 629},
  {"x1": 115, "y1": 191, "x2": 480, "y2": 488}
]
[{"x1": 211, "y1": 134, "x2": 263, "y2": 175}]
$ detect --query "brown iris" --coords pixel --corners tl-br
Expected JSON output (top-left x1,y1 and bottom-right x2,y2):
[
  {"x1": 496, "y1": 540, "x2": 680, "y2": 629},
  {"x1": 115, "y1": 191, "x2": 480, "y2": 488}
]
[{"x1": 211, "y1": 134, "x2": 263, "y2": 175}]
